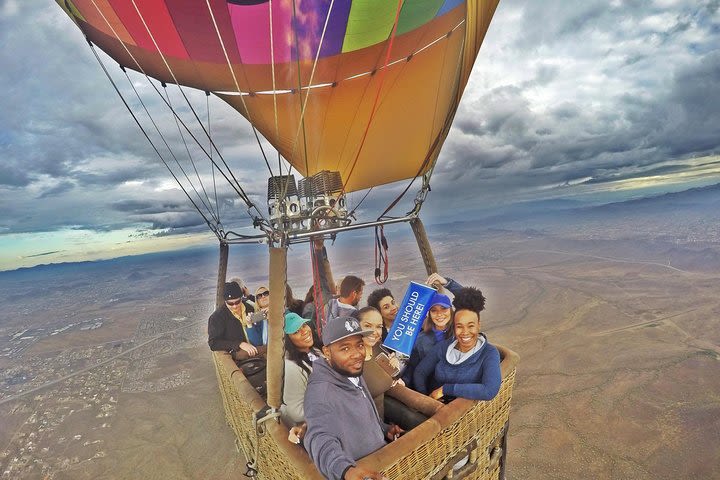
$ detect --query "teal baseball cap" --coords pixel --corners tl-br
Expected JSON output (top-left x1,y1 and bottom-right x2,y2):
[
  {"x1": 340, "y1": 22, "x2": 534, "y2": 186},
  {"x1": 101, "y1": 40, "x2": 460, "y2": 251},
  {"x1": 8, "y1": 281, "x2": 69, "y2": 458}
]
[{"x1": 284, "y1": 312, "x2": 310, "y2": 334}]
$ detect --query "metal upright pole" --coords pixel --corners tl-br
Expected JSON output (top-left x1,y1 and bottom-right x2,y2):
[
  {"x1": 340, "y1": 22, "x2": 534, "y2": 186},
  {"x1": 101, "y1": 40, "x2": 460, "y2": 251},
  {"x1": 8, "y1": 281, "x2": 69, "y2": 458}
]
[
  {"x1": 410, "y1": 217, "x2": 438, "y2": 275},
  {"x1": 215, "y1": 241, "x2": 229, "y2": 309},
  {"x1": 266, "y1": 246, "x2": 287, "y2": 410}
]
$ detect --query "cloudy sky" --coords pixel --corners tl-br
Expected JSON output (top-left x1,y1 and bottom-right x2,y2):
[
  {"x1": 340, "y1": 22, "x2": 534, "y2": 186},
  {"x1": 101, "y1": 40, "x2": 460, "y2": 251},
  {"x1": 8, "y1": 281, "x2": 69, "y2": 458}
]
[{"x1": 1, "y1": 0, "x2": 719, "y2": 271}]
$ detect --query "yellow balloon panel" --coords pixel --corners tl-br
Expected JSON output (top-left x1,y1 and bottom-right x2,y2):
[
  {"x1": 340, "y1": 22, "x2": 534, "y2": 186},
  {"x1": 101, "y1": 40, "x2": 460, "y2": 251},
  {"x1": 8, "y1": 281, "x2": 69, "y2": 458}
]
[{"x1": 218, "y1": 21, "x2": 467, "y2": 192}]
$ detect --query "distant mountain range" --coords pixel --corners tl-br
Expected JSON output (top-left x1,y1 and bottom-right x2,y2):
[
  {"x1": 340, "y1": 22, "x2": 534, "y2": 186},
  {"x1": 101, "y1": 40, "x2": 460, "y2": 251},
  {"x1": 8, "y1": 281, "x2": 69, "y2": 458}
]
[
  {"x1": 2, "y1": 183, "x2": 718, "y2": 276},
  {"x1": 463, "y1": 182, "x2": 720, "y2": 227},
  {"x1": 0, "y1": 246, "x2": 218, "y2": 277},
  {"x1": 582, "y1": 182, "x2": 720, "y2": 213}
]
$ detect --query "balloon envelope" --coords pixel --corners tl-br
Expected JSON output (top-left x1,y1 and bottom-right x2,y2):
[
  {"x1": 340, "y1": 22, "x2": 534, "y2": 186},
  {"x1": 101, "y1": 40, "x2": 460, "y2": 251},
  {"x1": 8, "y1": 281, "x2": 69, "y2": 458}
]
[{"x1": 58, "y1": 0, "x2": 499, "y2": 192}]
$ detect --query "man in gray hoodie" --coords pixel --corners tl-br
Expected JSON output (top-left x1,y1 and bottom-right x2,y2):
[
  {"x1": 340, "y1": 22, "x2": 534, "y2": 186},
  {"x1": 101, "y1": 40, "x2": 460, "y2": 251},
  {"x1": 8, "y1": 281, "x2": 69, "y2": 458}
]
[{"x1": 304, "y1": 316, "x2": 403, "y2": 480}]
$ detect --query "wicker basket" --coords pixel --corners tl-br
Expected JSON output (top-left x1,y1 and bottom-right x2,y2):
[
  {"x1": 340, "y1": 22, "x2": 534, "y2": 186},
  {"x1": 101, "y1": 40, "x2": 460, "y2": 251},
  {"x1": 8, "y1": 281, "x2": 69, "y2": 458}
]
[{"x1": 212, "y1": 344, "x2": 518, "y2": 480}]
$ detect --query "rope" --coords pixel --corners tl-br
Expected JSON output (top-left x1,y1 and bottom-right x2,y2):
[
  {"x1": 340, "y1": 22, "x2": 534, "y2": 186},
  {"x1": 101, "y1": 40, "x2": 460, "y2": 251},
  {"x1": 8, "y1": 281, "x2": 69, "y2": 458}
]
[
  {"x1": 88, "y1": 0, "x2": 264, "y2": 222},
  {"x1": 289, "y1": 0, "x2": 337, "y2": 169},
  {"x1": 340, "y1": 0, "x2": 404, "y2": 196},
  {"x1": 347, "y1": 186, "x2": 373, "y2": 219},
  {"x1": 207, "y1": 92, "x2": 222, "y2": 221},
  {"x1": 378, "y1": 23, "x2": 469, "y2": 220},
  {"x1": 162, "y1": 85, "x2": 220, "y2": 224},
  {"x1": 268, "y1": 0, "x2": 283, "y2": 181},
  {"x1": 120, "y1": 76, "x2": 220, "y2": 230},
  {"x1": 278, "y1": 0, "x2": 337, "y2": 211},
  {"x1": 374, "y1": 225, "x2": 389, "y2": 284},
  {"x1": 124, "y1": 74, "x2": 217, "y2": 223},
  {"x1": 87, "y1": 43, "x2": 220, "y2": 239},
  {"x1": 205, "y1": 0, "x2": 279, "y2": 202}
]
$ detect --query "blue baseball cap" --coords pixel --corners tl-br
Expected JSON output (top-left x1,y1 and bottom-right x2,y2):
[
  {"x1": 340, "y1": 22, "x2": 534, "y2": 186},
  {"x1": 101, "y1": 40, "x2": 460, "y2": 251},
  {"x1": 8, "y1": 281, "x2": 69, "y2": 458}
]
[
  {"x1": 429, "y1": 292, "x2": 452, "y2": 309},
  {"x1": 284, "y1": 312, "x2": 310, "y2": 334}
]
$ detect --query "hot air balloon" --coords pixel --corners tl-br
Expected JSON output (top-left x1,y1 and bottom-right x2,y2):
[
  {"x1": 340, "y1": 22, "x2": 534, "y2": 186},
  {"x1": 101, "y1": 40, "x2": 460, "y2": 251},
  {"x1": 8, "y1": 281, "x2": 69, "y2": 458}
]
[{"x1": 56, "y1": 1, "x2": 519, "y2": 478}]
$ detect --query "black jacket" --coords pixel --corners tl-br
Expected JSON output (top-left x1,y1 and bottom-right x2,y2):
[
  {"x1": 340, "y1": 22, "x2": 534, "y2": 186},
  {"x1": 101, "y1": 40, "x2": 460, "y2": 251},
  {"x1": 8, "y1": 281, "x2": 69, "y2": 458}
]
[{"x1": 207, "y1": 302, "x2": 255, "y2": 352}]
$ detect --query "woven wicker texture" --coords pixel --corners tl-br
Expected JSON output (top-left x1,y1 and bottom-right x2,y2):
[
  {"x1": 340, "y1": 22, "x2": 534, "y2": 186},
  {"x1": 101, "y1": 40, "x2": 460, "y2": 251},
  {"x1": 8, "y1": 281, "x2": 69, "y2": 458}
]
[{"x1": 212, "y1": 349, "x2": 516, "y2": 480}]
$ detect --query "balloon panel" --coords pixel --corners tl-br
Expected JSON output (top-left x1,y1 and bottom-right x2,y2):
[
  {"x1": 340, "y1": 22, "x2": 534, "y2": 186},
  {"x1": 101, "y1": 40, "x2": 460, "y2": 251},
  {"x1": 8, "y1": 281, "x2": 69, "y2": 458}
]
[
  {"x1": 216, "y1": 16, "x2": 467, "y2": 192},
  {"x1": 58, "y1": 0, "x2": 500, "y2": 191},
  {"x1": 59, "y1": 0, "x2": 471, "y2": 89}
]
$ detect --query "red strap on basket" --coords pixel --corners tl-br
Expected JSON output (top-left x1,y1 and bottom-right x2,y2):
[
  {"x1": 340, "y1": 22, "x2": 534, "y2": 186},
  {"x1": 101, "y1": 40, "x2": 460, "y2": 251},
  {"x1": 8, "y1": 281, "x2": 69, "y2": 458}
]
[{"x1": 374, "y1": 225, "x2": 389, "y2": 284}]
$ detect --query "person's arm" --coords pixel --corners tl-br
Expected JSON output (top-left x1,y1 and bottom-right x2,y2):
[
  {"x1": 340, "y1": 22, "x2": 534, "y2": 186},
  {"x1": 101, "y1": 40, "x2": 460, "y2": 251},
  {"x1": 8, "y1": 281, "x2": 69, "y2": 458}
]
[
  {"x1": 304, "y1": 399, "x2": 356, "y2": 480},
  {"x1": 208, "y1": 312, "x2": 241, "y2": 352},
  {"x1": 343, "y1": 466, "x2": 386, "y2": 480},
  {"x1": 426, "y1": 273, "x2": 464, "y2": 296},
  {"x1": 412, "y1": 343, "x2": 442, "y2": 395},
  {"x1": 444, "y1": 277, "x2": 464, "y2": 296},
  {"x1": 244, "y1": 322, "x2": 264, "y2": 347},
  {"x1": 282, "y1": 360, "x2": 308, "y2": 425},
  {"x1": 442, "y1": 346, "x2": 502, "y2": 400},
  {"x1": 401, "y1": 342, "x2": 423, "y2": 387}
]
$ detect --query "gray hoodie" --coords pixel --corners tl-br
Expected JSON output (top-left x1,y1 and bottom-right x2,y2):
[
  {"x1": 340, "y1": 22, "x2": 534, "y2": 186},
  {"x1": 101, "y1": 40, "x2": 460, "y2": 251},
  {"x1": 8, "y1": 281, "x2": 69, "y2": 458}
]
[{"x1": 304, "y1": 357, "x2": 388, "y2": 480}]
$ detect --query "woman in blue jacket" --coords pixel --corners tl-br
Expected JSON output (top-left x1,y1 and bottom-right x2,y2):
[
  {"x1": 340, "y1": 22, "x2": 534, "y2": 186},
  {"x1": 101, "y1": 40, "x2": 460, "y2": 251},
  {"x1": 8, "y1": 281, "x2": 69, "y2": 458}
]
[
  {"x1": 401, "y1": 273, "x2": 465, "y2": 388},
  {"x1": 413, "y1": 287, "x2": 501, "y2": 401},
  {"x1": 401, "y1": 291, "x2": 454, "y2": 388}
]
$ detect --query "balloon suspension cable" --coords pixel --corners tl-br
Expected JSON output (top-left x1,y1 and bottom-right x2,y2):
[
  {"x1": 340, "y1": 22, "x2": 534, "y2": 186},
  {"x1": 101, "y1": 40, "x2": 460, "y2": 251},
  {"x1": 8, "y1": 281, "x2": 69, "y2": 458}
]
[
  {"x1": 331, "y1": 19, "x2": 463, "y2": 181},
  {"x1": 167, "y1": 84, "x2": 264, "y2": 221},
  {"x1": 207, "y1": 92, "x2": 222, "y2": 220},
  {"x1": 339, "y1": 0, "x2": 404, "y2": 198},
  {"x1": 374, "y1": 225, "x2": 390, "y2": 285},
  {"x1": 347, "y1": 186, "x2": 373, "y2": 220},
  {"x1": 214, "y1": 9, "x2": 284, "y2": 202},
  {"x1": 146, "y1": 76, "x2": 267, "y2": 227},
  {"x1": 160, "y1": 83, "x2": 220, "y2": 224},
  {"x1": 202, "y1": 0, "x2": 277, "y2": 206},
  {"x1": 121, "y1": 69, "x2": 218, "y2": 227},
  {"x1": 88, "y1": 0, "x2": 267, "y2": 229},
  {"x1": 291, "y1": 0, "x2": 311, "y2": 178},
  {"x1": 381, "y1": 12, "x2": 469, "y2": 222},
  {"x1": 131, "y1": 0, "x2": 256, "y2": 211},
  {"x1": 267, "y1": 0, "x2": 283, "y2": 181},
  {"x1": 277, "y1": 0, "x2": 338, "y2": 209},
  {"x1": 86, "y1": 40, "x2": 222, "y2": 240}
]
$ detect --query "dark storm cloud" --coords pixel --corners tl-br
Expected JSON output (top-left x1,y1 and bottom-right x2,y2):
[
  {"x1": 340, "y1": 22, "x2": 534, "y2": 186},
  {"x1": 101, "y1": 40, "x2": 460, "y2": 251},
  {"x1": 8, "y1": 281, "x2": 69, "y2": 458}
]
[
  {"x1": 23, "y1": 250, "x2": 63, "y2": 258},
  {"x1": 111, "y1": 199, "x2": 184, "y2": 214},
  {"x1": 38, "y1": 180, "x2": 75, "y2": 198},
  {"x1": 427, "y1": 0, "x2": 720, "y2": 207},
  {"x1": 1, "y1": 0, "x2": 719, "y2": 250},
  {"x1": 0, "y1": 2, "x2": 266, "y2": 238},
  {"x1": 662, "y1": 50, "x2": 720, "y2": 155},
  {"x1": 141, "y1": 212, "x2": 208, "y2": 230},
  {"x1": 0, "y1": 162, "x2": 31, "y2": 187}
]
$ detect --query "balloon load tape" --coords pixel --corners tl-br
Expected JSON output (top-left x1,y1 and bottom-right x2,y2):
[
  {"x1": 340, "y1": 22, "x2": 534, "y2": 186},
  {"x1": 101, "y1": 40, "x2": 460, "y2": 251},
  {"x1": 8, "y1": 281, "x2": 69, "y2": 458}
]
[{"x1": 267, "y1": 170, "x2": 349, "y2": 232}]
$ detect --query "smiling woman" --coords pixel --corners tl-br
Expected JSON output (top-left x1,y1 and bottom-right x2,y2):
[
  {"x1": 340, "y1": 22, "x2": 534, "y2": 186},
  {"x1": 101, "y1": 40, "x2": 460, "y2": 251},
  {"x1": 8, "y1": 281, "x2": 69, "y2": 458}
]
[
  {"x1": 412, "y1": 286, "x2": 502, "y2": 402},
  {"x1": 280, "y1": 312, "x2": 322, "y2": 429}
]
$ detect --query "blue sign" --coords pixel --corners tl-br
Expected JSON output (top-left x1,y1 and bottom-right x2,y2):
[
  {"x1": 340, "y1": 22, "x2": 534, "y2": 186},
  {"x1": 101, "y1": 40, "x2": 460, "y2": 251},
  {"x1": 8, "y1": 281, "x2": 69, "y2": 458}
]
[{"x1": 382, "y1": 281, "x2": 436, "y2": 356}]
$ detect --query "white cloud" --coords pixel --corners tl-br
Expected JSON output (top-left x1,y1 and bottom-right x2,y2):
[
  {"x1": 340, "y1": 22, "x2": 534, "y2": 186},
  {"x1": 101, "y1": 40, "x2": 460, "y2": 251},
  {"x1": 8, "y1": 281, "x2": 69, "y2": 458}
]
[
  {"x1": 1, "y1": 0, "x2": 19, "y2": 17},
  {"x1": 1, "y1": 0, "x2": 719, "y2": 269}
]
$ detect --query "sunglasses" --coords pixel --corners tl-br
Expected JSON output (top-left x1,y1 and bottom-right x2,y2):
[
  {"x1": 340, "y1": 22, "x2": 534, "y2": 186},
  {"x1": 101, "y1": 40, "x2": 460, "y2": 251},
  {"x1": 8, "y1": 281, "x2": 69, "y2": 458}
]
[
  {"x1": 225, "y1": 298, "x2": 244, "y2": 307},
  {"x1": 256, "y1": 291, "x2": 270, "y2": 298}
]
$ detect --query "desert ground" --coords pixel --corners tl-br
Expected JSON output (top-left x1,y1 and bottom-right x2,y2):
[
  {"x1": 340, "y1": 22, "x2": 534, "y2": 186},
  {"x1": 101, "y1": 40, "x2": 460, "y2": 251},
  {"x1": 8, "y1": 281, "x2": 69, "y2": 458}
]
[{"x1": 1, "y1": 226, "x2": 718, "y2": 479}]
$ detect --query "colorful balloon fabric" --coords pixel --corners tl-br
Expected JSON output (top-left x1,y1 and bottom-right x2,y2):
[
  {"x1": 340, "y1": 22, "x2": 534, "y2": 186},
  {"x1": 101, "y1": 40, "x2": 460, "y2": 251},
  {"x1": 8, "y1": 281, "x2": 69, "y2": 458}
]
[{"x1": 58, "y1": 0, "x2": 499, "y2": 192}]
